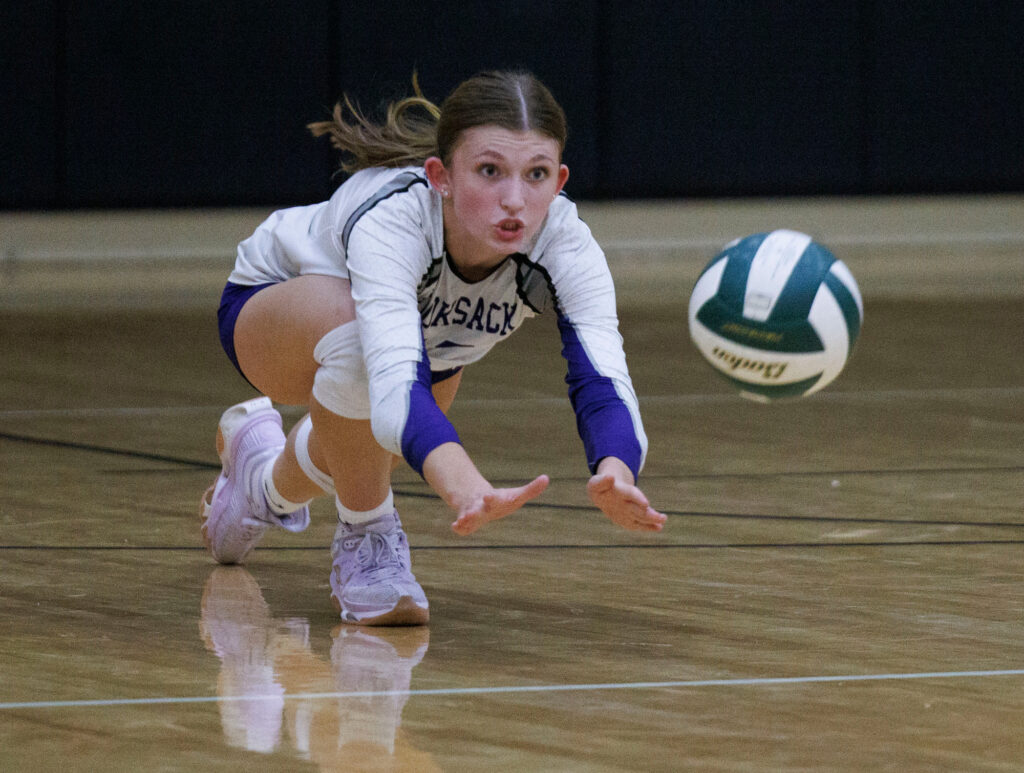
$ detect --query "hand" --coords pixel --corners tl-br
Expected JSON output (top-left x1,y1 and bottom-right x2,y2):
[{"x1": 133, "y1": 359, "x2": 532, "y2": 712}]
[
  {"x1": 451, "y1": 474, "x2": 550, "y2": 536},
  {"x1": 587, "y1": 460, "x2": 666, "y2": 532}
]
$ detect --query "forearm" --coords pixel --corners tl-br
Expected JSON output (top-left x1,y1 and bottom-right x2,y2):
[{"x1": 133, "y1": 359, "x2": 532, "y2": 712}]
[{"x1": 421, "y1": 442, "x2": 491, "y2": 511}]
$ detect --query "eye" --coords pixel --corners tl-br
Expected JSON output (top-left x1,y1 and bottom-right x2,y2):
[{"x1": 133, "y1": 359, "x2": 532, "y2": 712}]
[
  {"x1": 527, "y1": 166, "x2": 551, "y2": 182},
  {"x1": 477, "y1": 163, "x2": 499, "y2": 178}
]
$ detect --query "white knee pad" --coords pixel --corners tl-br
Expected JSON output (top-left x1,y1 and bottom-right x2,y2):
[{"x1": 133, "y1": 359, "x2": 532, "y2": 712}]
[
  {"x1": 293, "y1": 414, "x2": 336, "y2": 495},
  {"x1": 311, "y1": 322, "x2": 372, "y2": 420}
]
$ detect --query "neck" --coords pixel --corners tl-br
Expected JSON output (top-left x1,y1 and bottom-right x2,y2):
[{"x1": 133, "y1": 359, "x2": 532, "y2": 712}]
[
  {"x1": 445, "y1": 246, "x2": 508, "y2": 283},
  {"x1": 442, "y1": 207, "x2": 508, "y2": 282}
]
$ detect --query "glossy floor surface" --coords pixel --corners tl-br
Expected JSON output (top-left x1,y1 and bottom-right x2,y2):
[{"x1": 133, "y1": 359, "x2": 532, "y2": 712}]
[{"x1": 2, "y1": 207, "x2": 1024, "y2": 771}]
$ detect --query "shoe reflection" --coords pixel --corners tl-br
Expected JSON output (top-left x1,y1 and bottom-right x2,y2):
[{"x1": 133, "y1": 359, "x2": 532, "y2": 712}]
[{"x1": 199, "y1": 566, "x2": 438, "y2": 770}]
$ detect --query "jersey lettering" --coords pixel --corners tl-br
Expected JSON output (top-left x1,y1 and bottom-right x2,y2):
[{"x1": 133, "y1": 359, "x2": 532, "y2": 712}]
[
  {"x1": 450, "y1": 297, "x2": 470, "y2": 325},
  {"x1": 468, "y1": 298, "x2": 486, "y2": 331},
  {"x1": 422, "y1": 294, "x2": 519, "y2": 336}
]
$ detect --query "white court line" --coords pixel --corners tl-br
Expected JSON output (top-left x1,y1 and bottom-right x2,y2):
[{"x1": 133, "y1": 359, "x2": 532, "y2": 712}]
[
  {"x1": 1, "y1": 387, "x2": 1022, "y2": 420},
  {"x1": 3, "y1": 668, "x2": 1024, "y2": 711}
]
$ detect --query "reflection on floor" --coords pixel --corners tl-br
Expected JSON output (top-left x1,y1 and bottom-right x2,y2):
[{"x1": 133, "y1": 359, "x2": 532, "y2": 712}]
[{"x1": 199, "y1": 566, "x2": 438, "y2": 771}]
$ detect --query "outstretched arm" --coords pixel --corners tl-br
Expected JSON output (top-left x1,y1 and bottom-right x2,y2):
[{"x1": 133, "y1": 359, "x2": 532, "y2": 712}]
[
  {"x1": 422, "y1": 442, "x2": 550, "y2": 536},
  {"x1": 587, "y1": 456, "x2": 666, "y2": 532}
]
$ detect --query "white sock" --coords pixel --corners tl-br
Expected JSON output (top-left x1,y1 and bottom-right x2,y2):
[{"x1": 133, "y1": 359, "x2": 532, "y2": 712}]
[
  {"x1": 262, "y1": 460, "x2": 312, "y2": 516},
  {"x1": 336, "y1": 490, "x2": 394, "y2": 525}
]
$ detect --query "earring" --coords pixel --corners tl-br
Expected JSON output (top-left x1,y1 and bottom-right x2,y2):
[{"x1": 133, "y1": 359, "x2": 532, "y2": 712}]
[{"x1": 442, "y1": 189, "x2": 450, "y2": 198}]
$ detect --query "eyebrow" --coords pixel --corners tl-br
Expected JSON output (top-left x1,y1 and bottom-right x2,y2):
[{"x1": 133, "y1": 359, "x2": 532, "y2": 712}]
[{"x1": 473, "y1": 150, "x2": 556, "y2": 164}]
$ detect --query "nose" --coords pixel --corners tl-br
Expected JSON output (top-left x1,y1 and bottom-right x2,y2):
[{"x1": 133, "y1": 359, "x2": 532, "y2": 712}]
[{"x1": 501, "y1": 178, "x2": 525, "y2": 214}]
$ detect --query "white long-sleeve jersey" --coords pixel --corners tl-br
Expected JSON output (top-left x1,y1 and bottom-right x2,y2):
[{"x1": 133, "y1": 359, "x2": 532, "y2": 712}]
[{"x1": 230, "y1": 166, "x2": 648, "y2": 477}]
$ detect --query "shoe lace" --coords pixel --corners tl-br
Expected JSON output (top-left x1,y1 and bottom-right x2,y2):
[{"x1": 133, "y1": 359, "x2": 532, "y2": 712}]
[{"x1": 355, "y1": 531, "x2": 407, "y2": 580}]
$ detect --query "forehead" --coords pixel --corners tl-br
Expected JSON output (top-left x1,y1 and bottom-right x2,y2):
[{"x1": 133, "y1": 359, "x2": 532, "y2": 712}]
[{"x1": 452, "y1": 125, "x2": 560, "y2": 161}]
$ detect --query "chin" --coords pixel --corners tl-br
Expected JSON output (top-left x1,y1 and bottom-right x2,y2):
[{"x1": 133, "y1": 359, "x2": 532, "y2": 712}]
[
  {"x1": 485, "y1": 237, "x2": 522, "y2": 255},
  {"x1": 497, "y1": 230, "x2": 532, "y2": 252}
]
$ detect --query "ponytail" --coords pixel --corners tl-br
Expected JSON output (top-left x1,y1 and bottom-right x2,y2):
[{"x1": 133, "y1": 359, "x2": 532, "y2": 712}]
[{"x1": 308, "y1": 74, "x2": 440, "y2": 174}]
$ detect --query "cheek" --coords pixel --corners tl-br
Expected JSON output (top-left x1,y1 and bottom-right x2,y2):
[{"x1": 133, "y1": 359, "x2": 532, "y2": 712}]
[
  {"x1": 526, "y1": 186, "x2": 557, "y2": 218},
  {"x1": 454, "y1": 185, "x2": 494, "y2": 223},
  {"x1": 529, "y1": 186, "x2": 554, "y2": 209}
]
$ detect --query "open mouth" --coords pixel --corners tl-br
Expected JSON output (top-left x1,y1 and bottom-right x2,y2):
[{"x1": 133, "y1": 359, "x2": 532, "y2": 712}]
[{"x1": 496, "y1": 220, "x2": 524, "y2": 240}]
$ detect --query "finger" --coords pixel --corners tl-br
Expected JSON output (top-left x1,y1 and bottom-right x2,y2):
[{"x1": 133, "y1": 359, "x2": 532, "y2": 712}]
[
  {"x1": 626, "y1": 516, "x2": 663, "y2": 532},
  {"x1": 634, "y1": 504, "x2": 665, "y2": 521},
  {"x1": 620, "y1": 518, "x2": 652, "y2": 532},
  {"x1": 518, "y1": 474, "x2": 550, "y2": 502},
  {"x1": 614, "y1": 492, "x2": 651, "y2": 513},
  {"x1": 612, "y1": 506, "x2": 666, "y2": 532},
  {"x1": 451, "y1": 513, "x2": 481, "y2": 536},
  {"x1": 637, "y1": 508, "x2": 667, "y2": 528},
  {"x1": 487, "y1": 477, "x2": 549, "y2": 514},
  {"x1": 453, "y1": 494, "x2": 535, "y2": 535}
]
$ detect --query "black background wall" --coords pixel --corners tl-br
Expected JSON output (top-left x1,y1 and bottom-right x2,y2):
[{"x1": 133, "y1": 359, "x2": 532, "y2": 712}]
[{"x1": 3, "y1": 1, "x2": 1023, "y2": 209}]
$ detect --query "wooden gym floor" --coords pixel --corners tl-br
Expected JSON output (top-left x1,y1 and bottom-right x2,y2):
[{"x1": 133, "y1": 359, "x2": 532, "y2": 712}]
[{"x1": 1, "y1": 198, "x2": 1023, "y2": 771}]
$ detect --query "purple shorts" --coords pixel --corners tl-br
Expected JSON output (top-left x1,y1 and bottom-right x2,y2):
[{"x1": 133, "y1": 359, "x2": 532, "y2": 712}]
[
  {"x1": 216, "y1": 280, "x2": 461, "y2": 386},
  {"x1": 217, "y1": 281, "x2": 276, "y2": 381}
]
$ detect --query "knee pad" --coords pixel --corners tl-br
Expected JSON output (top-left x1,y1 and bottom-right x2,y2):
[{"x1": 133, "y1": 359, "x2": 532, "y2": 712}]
[{"x1": 311, "y1": 322, "x2": 372, "y2": 419}]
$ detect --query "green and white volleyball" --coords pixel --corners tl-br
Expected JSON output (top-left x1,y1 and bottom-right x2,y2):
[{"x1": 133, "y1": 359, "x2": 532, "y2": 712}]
[{"x1": 688, "y1": 229, "x2": 863, "y2": 402}]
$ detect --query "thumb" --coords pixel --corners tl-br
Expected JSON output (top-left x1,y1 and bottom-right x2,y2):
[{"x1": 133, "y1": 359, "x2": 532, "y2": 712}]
[
  {"x1": 588, "y1": 473, "x2": 616, "y2": 494},
  {"x1": 523, "y1": 474, "x2": 550, "y2": 499}
]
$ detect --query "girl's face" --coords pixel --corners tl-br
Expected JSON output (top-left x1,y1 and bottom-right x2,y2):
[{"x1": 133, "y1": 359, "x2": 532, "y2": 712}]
[{"x1": 425, "y1": 126, "x2": 569, "y2": 281}]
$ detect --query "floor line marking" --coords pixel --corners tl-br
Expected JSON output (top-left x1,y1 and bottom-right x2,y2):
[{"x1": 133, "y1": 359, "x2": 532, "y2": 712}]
[
  {"x1": 11, "y1": 229, "x2": 1024, "y2": 262},
  {"x1": 599, "y1": 232, "x2": 1024, "y2": 252},
  {"x1": 2, "y1": 428, "x2": 1020, "y2": 483},
  {"x1": 4, "y1": 668, "x2": 1023, "y2": 711},
  {"x1": 4, "y1": 539, "x2": 1024, "y2": 553},
  {"x1": 1, "y1": 386, "x2": 1022, "y2": 420}
]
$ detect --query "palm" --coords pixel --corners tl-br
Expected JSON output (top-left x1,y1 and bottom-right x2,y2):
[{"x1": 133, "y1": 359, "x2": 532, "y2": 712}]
[
  {"x1": 587, "y1": 474, "x2": 666, "y2": 532},
  {"x1": 451, "y1": 475, "x2": 550, "y2": 535}
]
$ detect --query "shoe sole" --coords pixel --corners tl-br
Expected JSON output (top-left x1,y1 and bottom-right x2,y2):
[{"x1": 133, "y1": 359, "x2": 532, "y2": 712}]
[
  {"x1": 332, "y1": 593, "x2": 429, "y2": 626},
  {"x1": 199, "y1": 478, "x2": 255, "y2": 565},
  {"x1": 199, "y1": 423, "x2": 226, "y2": 557},
  {"x1": 199, "y1": 481, "x2": 217, "y2": 554}
]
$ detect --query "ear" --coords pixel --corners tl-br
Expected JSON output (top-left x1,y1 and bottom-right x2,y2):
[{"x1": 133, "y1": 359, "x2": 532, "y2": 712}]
[
  {"x1": 555, "y1": 164, "x2": 570, "y2": 196},
  {"x1": 424, "y1": 156, "x2": 449, "y2": 195}
]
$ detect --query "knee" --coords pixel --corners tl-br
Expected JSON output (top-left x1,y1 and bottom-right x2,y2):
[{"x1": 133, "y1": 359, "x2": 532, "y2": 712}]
[
  {"x1": 311, "y1": 322, "x2": 372, "y2": 419},
  {"x1": 233, "y1": 275, "x2": 357, "y2": 403}
]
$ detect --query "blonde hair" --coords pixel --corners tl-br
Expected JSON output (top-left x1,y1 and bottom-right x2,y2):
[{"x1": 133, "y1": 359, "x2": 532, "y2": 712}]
[{"x1": 308, "y1": 70, "x2": 568, "y2": 175}]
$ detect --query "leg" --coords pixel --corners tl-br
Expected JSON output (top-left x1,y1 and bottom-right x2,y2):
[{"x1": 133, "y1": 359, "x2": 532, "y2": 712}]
[
  {"x1": 324, "y1": 371, "x2": 463, "y2": 626},
  {"x1": 202, "y1": 275, "x2": 358, "y2": 562},
  {"x1": 234, "y1": 275, "x2": 360, "y2": 503}
]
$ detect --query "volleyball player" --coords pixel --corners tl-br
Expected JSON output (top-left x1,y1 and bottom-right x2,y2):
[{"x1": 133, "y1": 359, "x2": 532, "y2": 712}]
[{"x1": 202, "y1": 70, "x2": 666, "y2": 626}]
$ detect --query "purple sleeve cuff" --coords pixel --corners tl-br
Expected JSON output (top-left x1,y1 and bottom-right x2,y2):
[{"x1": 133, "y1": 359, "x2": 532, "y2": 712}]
[
  {"x1": 558, "y1": 314, "x2": 643, "y2": 479},
  {"x1": 400, "y1": 339, "x2": 461, "y2": 476}
]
